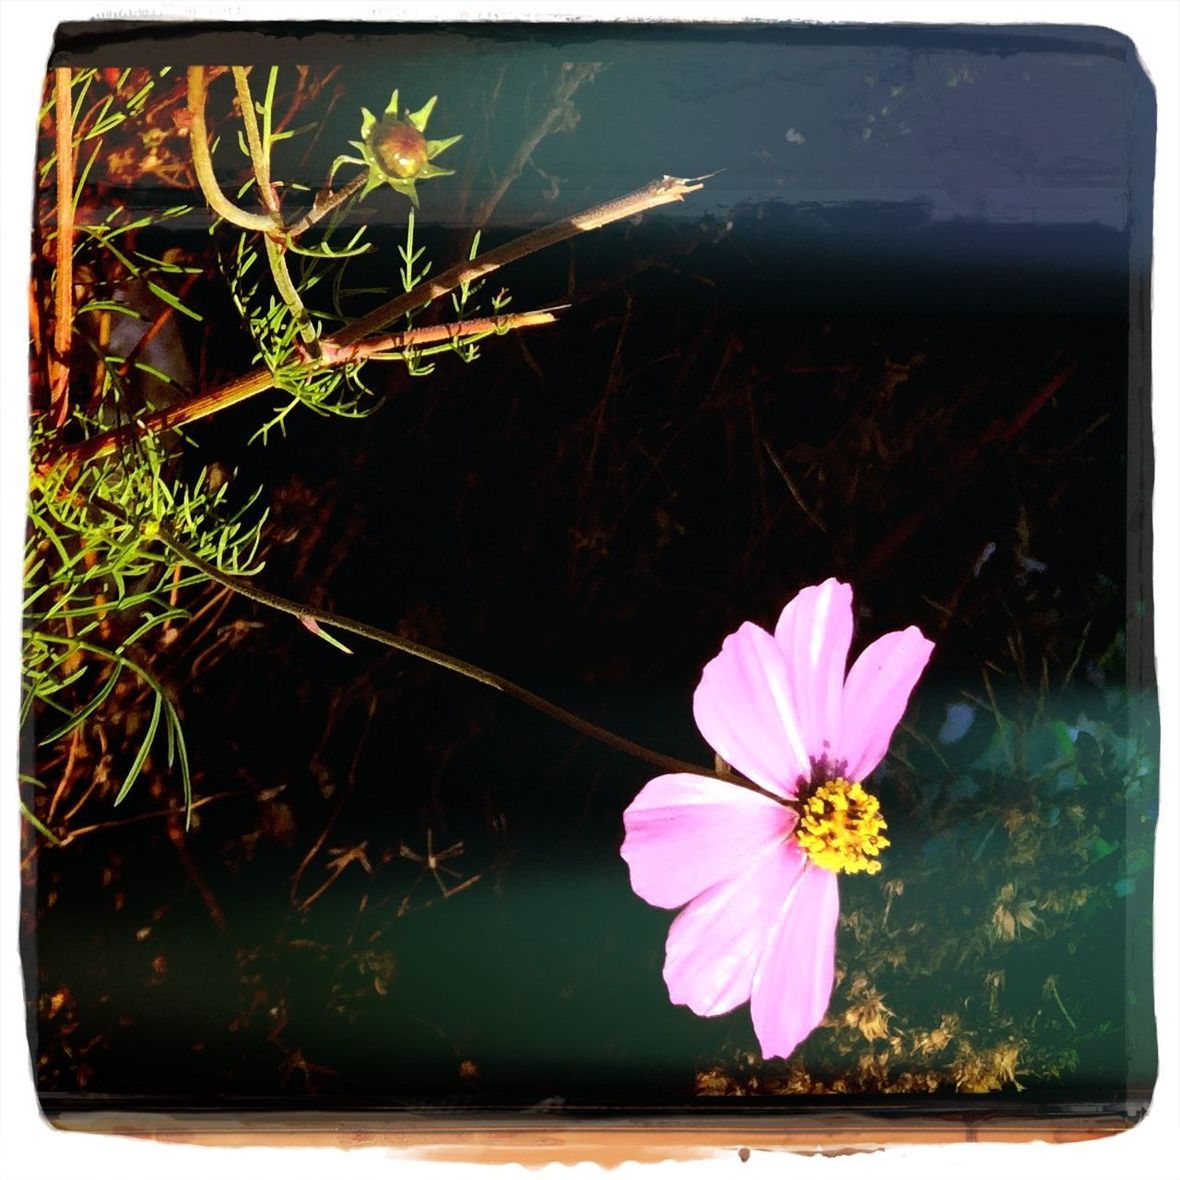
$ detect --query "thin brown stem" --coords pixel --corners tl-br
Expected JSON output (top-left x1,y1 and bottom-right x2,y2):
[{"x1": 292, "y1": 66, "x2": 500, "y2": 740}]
[
  {"x1": 61, "y1": 366, "x2": 277, "y2": 467},
  {"x1": 764, "y1": 441, "x2": 829, "y2": 534},
  {"x1": 334, "y1": 174, "x2": 709, "y2": 347},
  {"x1": 45, "y1": 723, "x2": 83, "y2": 824},
  {"x1": 283, "y1": 170, "x2": 367, "y2": 240},
  {"x1": 51, "y1": 174, "x2": 708, "y2": 465},
  {"x1": 167, "y1": 809, "x2": 233, "y2": 936},
  {"x1": 116, "y1": 273, "x2": 199, "y2": 382},
  {"x1": 315, "y1": 306, "x2": 563, "y2": 367},
  {"x1": 49, "y1": 67, "x2": 75, "y2": 426},
  {"x1": 58, "y1": 309, "x2": 560, "y2": 465},
  {"x1": 467, "y1": 63, "x2": 601, "y2": 231},
  {"x1": 134, "y1": 515, "x2": 784, "y2": 806},
  {"x1": 54, "y1": 788, "x2": 249, "y2": 848}
]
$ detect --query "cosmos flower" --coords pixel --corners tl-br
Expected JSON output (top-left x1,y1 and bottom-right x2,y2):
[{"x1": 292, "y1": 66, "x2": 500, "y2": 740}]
[{"x1": 620, "y1": 579, "x2": 933, "y2": 1059}]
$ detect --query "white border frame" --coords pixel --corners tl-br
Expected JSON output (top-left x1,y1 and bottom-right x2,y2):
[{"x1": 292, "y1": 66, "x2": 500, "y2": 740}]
[{"x1": 2, "y1": 4, "x2": 1175, "y2": 1178}]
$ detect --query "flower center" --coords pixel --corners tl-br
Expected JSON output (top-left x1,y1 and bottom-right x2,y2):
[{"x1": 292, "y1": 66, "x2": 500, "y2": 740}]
[{"x1": 794, "y1": 776, "x2": 890, "y2": 875}]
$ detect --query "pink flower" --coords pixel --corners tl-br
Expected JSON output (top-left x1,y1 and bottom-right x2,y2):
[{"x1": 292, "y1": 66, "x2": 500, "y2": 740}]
[{"x1": 620, "y1": 579, "x2": 933, "y2": 1060}]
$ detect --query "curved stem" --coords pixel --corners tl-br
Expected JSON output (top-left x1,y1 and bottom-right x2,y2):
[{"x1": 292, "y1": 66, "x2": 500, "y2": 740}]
[
  {"x1": 231, "y1": 66, "x2": 321, "y2": 358},
  {"x1": 186, "y1": 66, "x2": 281, "y2": 234}
]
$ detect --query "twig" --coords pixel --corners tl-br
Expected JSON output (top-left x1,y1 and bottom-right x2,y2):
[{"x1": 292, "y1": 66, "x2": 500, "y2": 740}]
[
  {"x1": 54, "y1": 788, "x2": 249, "y2": 848},
  {"x1": 981, "y1": 665, "x2": 1015, "y2": 772},
  {"x1": 64, "y1": 366, "x2": 278, "y2": 467},
  {"x1": 116, "y1": 274, "x2": 200, "y2": 382},
  {"x1": 296, "y1": 844, "x2": 372, "y2": 914},
  {"x1": 290, "y1": 772, "x2": 353, "y2": 910},
  {"x1": 54, "y1": 172, "x2": 707, "y2": 465},
  {"x1": 1062, "y1": 619, "x2": 1093, "y2": 688},
  {"x1": 467, "y1": 63, "x2": 601, "y2": 230},
  {"x1": 59, "y1": 309, "x2": 561, "y2": 464},
  {"x1": 314, "y1": 306, "x2": 565, "y2": 368},
  {"x1": 45, "y1": 723, "x2": 84, "y2": 823},
  {"x1": 992, "y1": 361, "x2": 1078, "y2": 445},
  {"x1": 863, "y1": 361, "x2": 1077, "y2": 575},
  {"x1": 49, "y1": 67, "x2": 76, "y2": 426},
  {"x1": 290, "y1": 692, "x2": 364, "y2": 909},
  {"x1": 334, "y1": 174, "x2": 711, "y2": 347},
  {"x1": 283, "y1": 170, "x2": 366, "y2": 241},
  {"x1": 1044, "y1": 976, "x2": 1077, "y2": 1030},
  {"x1": 166, "y1": 808, "x2": 233, "y2": 937},
  {"x1": 764, "y1": 441, "x2": 829, "y2": 534}
]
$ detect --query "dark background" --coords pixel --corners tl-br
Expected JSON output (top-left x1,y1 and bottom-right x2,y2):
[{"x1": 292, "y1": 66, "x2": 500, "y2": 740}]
[{"x1": 29, "y1": 22, "x2": 1155, "y2": 1117}]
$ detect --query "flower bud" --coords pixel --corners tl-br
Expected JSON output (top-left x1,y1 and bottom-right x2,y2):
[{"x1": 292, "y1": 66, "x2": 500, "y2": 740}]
[{"x1": 371, "y1": 119, "x2": 429, "y2": 179}]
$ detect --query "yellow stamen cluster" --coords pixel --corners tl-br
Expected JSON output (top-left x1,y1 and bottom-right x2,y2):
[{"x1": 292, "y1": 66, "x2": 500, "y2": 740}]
[{"x1": 795, "y1": 777, "x2": 890, "y2": 875}]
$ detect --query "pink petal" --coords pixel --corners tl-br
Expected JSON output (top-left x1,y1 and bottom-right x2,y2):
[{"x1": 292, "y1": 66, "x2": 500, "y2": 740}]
[
  {"x1": 773, "y1": 579, "x2": 854, "y2": 762},
  {"x1": 663, "y1": 838, "x2": 807, "y2": 1017},
  {"x1": 840, "y1": 625, "x2": 935, "y2": 782},
  {"x1": 693, "y1": 622, "x2": 810, "y2": 795},
  {"x1": 621, "y1": 774, "x2": 795, "y2": 909},
  {"x1": 749, "y1": 862, "x2": 840, "y2": 1059}
]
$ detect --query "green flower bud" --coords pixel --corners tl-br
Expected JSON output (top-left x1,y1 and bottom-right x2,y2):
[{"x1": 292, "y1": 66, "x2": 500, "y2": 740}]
[{"x1": 370, "y1": 119, "x2": 429, "y2": 180}]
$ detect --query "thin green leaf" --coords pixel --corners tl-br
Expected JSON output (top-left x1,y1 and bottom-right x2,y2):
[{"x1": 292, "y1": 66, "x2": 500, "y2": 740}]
[
  {"x1": 114, "y1": 690, "x2": 162, "y2": 805},
  {"x1": 145, "y1": 280, "x2": 204, "y2": 321},
  {"x1": 19, "y1": 802, "x2": 61, "y2": 846}
]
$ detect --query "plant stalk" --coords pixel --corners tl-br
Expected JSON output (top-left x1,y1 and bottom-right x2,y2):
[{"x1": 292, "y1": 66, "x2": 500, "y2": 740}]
[
  {"x1": 231, "y1": 66, "x2": 321, "y2": 358},
  {"x1": 187, "y1": 66, "x2": 281, "y2": 233},
  {"x1": 55, "y1": 309, "x2": 561, "y2": 465},
  {"x1": 113, "y1": 510, "x2": 784, "y2": 806},
  {"x1": 283, "y1": 170, "x2": 367, "y2": 240},
  {"x1": 49, "y1": 67, "x2": 76, "y2": 426},
  {"x1": 334, "y1": 174, "x2": 709, "y2": 347},
  {"x1": 59, "y1": 78, "x2": 706, "y2": 466}
]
